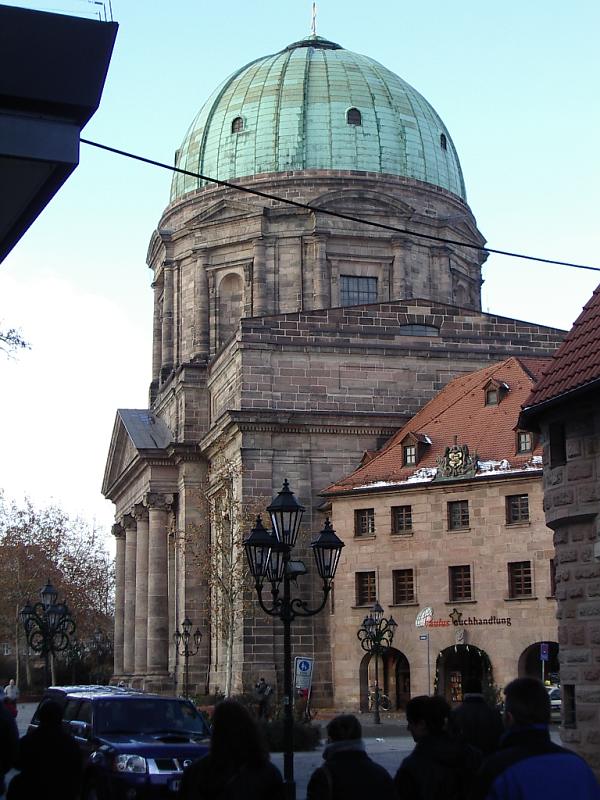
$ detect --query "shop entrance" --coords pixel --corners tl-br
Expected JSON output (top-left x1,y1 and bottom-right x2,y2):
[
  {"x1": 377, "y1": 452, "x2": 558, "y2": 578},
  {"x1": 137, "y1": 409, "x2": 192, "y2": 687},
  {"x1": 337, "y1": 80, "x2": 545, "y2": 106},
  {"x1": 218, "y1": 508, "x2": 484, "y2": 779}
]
[
  {"x1": 358, "y1": 647, "x2": 410, "y2": 712},
  {"x1": 435, "y1": 644, "x2": 494, "y2": 704},
  {"x1": 519, "y1": 641, "x2": 559, "y2": 684}
]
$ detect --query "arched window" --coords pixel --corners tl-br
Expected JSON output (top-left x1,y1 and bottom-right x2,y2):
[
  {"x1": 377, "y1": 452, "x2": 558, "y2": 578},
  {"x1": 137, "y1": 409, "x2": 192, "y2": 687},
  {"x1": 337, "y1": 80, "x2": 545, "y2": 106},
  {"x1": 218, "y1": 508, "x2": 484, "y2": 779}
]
[
  {"x1": 231, "y1": 116, "x2": 244, "y2": 134},
  {"x1": 440, "y1": 132, "x2": 447, "y2": 150},
  {"x1": 347, "y1": 107, "x2": 362, "y2": 126}
]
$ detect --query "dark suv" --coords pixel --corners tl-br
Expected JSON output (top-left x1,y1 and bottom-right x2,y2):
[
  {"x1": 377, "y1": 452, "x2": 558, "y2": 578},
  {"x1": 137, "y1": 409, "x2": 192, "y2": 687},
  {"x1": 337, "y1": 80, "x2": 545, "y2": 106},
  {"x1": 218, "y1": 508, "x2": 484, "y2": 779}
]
[{"x1": 29, "y1": 686, "x2": 210, "y2": 799}]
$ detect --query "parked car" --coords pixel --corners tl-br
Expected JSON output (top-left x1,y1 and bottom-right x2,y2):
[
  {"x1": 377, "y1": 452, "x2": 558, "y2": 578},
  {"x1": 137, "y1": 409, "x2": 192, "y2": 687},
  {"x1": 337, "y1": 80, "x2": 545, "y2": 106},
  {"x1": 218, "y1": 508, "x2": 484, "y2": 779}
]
[
  {"x1": 546, "y1": 685, "x2": 561, "y2": 718},
  {"x1": 28, "y1": 686, "x2": 210, "y2": 799}
]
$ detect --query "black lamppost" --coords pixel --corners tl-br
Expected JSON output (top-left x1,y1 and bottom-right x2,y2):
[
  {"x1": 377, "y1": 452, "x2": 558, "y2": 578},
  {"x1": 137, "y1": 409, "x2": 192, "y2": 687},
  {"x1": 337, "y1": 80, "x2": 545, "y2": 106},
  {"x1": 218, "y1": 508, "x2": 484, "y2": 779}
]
[
  {"x1": 20, "y1": 580, "x2": 76, "y2": 687},
  {"x1": 244, "y1": 480, "x2": 345, "y2": 800},
  {"x1": 174, "y1": 617, "x2": 202, "y2": 699},
  {"x1": 357, "y1": 600, "x2": 397, "y2": 724}
]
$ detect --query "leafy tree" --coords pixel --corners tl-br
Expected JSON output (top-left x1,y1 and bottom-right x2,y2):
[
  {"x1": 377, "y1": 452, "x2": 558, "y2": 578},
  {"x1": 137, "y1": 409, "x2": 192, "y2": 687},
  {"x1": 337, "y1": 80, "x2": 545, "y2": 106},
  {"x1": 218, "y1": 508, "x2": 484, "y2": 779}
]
[{"x1": 0, "y1": 495, "x2": 114, "y2": 686}]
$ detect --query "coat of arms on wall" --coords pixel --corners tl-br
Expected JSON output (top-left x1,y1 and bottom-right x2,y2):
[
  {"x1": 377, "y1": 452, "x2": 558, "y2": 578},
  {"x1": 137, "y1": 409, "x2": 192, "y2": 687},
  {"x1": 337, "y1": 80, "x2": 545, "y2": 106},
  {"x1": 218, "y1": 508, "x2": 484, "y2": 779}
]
[{"x1": 435, "y1": 442, "x2": 478, "y2": 480}]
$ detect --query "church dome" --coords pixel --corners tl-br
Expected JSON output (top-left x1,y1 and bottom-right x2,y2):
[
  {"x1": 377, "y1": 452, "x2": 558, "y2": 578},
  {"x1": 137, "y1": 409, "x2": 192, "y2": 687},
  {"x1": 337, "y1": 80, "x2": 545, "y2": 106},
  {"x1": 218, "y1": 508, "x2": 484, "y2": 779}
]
[{"x1": 170, "y1": 35, "x2": 466, "y2": 202}]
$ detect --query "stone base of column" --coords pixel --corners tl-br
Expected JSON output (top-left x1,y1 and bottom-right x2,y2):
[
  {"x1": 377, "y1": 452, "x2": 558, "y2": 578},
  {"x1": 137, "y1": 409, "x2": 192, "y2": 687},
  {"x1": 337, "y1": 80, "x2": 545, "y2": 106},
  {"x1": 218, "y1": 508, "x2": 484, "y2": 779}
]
[{"x1": 143, "y1": 673, "x2": 173, "y2": 694}]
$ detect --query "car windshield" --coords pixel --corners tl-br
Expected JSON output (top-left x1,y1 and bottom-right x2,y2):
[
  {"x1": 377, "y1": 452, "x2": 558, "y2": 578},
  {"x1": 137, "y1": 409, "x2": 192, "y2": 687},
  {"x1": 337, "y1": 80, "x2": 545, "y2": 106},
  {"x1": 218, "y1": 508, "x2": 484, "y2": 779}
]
[{"x1": 95, "y1": 698, "x2": 209, "y2": 736}]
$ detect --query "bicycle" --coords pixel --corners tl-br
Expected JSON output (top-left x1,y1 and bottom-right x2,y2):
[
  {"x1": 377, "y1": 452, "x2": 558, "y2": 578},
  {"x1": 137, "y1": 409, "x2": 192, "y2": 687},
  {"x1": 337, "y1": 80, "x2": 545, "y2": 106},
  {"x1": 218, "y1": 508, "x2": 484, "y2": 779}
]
[{"x1": 368, "y1": 688, "x2": 391, "y2": 712}]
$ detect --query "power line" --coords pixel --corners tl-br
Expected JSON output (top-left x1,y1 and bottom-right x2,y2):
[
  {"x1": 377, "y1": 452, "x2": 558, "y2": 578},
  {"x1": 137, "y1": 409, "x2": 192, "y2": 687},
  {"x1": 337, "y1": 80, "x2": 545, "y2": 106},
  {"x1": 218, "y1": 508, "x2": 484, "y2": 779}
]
[{"x1": 80, "y1": 138, "x2": 600, "y2": 274}]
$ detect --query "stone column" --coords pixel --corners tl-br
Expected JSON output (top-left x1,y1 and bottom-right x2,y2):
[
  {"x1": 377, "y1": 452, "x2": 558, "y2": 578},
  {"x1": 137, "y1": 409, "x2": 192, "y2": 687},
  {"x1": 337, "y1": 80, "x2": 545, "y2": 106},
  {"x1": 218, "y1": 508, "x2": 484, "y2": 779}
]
[
  {"x1": 161, "y1": 261, "x2": 175, "y2": 375},
  {"x1": 431, "y1": 245, "x2": 453, "y2": 304},
  {"x1": 112, "y1": 523, "x2": 125, "y2": 677},
  {"x1": 193, "y1": 249, "x2": 209, "y2": 357},
  {"x1": 312, "y1": 235, "x2": 330, "y2": 309},
  {"x1": 122, "y1": 514, "x2": 137, "y2": 675},
  {"x1": 133, "y1": 504, "x2": 149, "y2": 677},
  {"x1": 151, "y1": 279, "x2": 163, "y2": 384},
  {"x1": 145, "y1": 492, "x2": 173, "y2": 678},
  {"x1": 253, "y1": 238, "x2": 267, "y2": 315}
]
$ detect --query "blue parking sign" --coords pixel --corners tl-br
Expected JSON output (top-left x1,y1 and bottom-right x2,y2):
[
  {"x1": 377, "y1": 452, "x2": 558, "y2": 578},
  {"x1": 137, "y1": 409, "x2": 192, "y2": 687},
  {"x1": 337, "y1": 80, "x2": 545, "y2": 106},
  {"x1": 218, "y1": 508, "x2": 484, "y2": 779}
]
[{"x1": 540, "y1": 642, "x2": 549, "y2": 661}]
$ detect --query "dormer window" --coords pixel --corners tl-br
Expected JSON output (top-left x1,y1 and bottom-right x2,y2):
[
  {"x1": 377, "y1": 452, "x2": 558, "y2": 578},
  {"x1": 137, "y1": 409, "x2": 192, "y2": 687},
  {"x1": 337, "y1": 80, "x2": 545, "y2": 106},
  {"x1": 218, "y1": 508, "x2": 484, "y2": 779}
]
[
  {"x1": 403, "y1": 444, "x2": 417, "y2": 466},
  {"x1": 484, "y1": 379, "x2": 509, "y2": 406},
  {"x1": 347, "y1": 107, "x2": 362, "y2": 126},
  {"x1": 231, "y1": 116, "x2": 244, "y2": 134},
  {"x1": 400, "y1": 432, "x2": 431, "y2": 468},
  {"x1": 516, "y1": 430, "x2": 533, "y2": 453},
  {"x1": 440, "y1": 133, "x2": 447, "y2": 150}
]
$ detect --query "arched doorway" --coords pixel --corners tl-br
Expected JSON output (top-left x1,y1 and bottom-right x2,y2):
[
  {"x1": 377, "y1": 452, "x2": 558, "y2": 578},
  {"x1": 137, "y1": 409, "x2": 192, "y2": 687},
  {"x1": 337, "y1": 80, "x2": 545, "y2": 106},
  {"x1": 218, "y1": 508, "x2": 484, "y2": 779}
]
[
  {"x1": 358, "y1": 648, "x2": 411, "y2": 712},
  {"x1": 518, "y1": 641, "x2": 559, "y2": 684},
  {"x1": 435, "y1": 644, "x2": 494, "y2": 704}
]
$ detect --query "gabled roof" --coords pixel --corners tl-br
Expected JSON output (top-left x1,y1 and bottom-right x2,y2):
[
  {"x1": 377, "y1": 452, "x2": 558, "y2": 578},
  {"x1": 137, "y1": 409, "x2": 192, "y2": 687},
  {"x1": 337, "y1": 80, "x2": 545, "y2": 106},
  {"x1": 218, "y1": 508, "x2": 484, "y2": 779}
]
[
  {"x1": 521, "y1": 284, "x2": 600, "y2": 414},
  {"x1": 323, "y1": 357, "x2": 550, "y2": 495}
]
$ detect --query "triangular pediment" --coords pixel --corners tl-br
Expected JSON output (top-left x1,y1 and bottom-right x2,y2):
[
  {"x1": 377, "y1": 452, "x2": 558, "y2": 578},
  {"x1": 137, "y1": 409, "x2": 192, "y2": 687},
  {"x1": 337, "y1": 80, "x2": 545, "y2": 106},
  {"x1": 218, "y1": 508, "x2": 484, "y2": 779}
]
[
  {"x1": 102, "y1": 409, "x2": 173, "y2": 499},
  {"x1": 189, "y1": 198, "x2": 259, "y2": 227}
]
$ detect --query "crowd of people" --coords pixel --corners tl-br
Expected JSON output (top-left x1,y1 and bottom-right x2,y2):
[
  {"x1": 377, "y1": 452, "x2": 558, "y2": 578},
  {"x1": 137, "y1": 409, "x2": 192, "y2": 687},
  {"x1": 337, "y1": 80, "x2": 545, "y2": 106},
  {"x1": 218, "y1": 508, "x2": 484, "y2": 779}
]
[{"x1": 0, "y1": 676, "x2": 598, "y2": 799}]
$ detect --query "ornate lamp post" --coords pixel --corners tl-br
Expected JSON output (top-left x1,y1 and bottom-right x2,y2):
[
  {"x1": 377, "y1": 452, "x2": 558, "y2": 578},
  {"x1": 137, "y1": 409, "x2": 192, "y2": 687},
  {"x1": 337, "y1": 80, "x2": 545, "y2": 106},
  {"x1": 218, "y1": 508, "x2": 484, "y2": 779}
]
[
  {"x1": 20, "y1": 580, "x2": 76, "y2": 687},
  {"x1": 244, "y1": 480, "x2": 345, "y2": 800},
  {"x1": 174, "y1": 617, "x2": 202, "y2": 699},
  {"x1": 357, "y1": 600, "x2": 397, "y2": 724}
]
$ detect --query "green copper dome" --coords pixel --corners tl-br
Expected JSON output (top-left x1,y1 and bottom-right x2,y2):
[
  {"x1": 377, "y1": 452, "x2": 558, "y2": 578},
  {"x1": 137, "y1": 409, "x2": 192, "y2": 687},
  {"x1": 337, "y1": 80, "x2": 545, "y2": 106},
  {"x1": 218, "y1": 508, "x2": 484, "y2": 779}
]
[{"x1": 170, "y1": 35, "x2": 466, "y2": 202}]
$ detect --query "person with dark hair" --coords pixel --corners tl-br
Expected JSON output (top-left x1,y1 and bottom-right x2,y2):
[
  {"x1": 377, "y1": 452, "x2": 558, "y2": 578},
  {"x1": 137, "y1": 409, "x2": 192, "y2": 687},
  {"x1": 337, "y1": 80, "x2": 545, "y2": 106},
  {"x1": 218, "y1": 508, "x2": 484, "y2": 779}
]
[
  {"x1": 449, "y1": 678, "x2": 503, "y2": 756},
  {"x1": 7, "y1": 699, "x2": 82, "y2": 800},
  {"x1": 0, "y1": 689, "x2": 18, "y2": 799},
  {"x1": 307, "y1": 713, "x2": 395, "y2": 800},
  {"x1": 394, "y1": 695, "x2": 481, "y2": 800},
  {"x1": 178, "y1": 699, "x2": 283, "y2": 800},
  {"x1": 472, "y1": 677, "x2": 599, "y2": 800}
]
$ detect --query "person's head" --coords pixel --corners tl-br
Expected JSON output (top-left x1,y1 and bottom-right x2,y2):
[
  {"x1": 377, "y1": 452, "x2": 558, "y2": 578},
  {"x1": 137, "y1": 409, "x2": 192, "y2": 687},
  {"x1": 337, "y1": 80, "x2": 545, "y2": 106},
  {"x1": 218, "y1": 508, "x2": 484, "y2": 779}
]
[
  {"x1": 503, "y1": 678, "x2": 550, "y2": 728},
  {"x1": 463, "y1": 677, "x2": 482, "y2": 695},
  {"x1": 38, "y1": 700, "x2": 63, "y2": 728},
  {"x1": 210, "y1": 700, "x2": 268, "y2": 767},
  {"x1": 8, "y1": 679, "x2": 14, "y2": 687},
  {"x1": 326, "y1": 714, "x2": 362, "y2": 743},
  {"x1": 406, "y1": 695, "x2": 450, "y2": 741}
]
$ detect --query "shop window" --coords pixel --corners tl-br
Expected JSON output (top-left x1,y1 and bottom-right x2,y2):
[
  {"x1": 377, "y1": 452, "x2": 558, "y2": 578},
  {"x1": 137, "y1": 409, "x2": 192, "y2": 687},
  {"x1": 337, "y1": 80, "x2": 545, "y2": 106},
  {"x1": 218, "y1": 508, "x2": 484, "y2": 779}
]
[
  {"x1": 449, "y1": 565, "x2": 472, "y2": 601},
  {"x1": 340, "y1": 275, "x2": 377, "y2": 306},
  {"x1": 517, "y1": 431, "x2": 533, "y2": 453},
  {"x1": 354, "y1": 508, "x2": 375, "y2": 537},
  {"x1": 231, "y1": 116, "x2": 244, "y2": 133},
  {"x1": 506, "y1": 494, "x2": 529, "y2": 524},
  {"x1": 549, "y1": 423, "x2": 566, "y2": 467},
  {"x1": 347, "y1": 107, "x2": 362, "y2": 126},
  {"x1": 448, "y1": 500, "x2": 469, "y2": 530},
  {"x1": 508, "y1": 560, "x2": 533, "y2": 598},
  {"x1": 393, "y1": 568, "x2": 415, "y2": 604},
  {"x1": 355, "y1": 571, "x2": 376, "y2": 606},
  {"x1": 391, "y1": 505, "x2": 412, "y2": 534}
]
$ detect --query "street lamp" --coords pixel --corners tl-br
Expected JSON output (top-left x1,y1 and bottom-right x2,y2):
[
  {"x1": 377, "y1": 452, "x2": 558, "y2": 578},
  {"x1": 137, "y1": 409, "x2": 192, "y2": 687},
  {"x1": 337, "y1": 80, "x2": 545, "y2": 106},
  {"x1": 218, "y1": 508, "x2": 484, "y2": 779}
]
[
  {"x1": 20, "y1": 580, "x2": 76, "y2": 687},
  {"x1": 357, "y1": 600, "x2": 397, "y2": 724},
  {"x1": 174, "y1": 617, "x2": 202, "y2": 699},
  {"x1": 244, "y1": 480, "x2": 345, "y2": 800}
]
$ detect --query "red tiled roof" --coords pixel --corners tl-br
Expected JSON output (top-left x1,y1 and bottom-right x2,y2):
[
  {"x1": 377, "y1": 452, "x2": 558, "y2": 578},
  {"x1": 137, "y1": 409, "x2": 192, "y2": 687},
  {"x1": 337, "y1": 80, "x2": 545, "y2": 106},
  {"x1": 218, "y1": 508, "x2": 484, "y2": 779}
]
[
  {"x1": 323, "y1": 356, "x2": 551, "y2": 494},
  {"x1": 522, "y1": 284, "x2": 600, "y2": 410}
]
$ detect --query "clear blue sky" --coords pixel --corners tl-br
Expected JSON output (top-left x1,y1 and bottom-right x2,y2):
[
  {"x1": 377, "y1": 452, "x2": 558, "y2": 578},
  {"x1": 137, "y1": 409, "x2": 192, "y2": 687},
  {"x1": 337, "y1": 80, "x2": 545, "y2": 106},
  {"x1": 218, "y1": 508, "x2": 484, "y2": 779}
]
[{"x1": 1, "y1": 0, "x2": 599, "y2": 537}]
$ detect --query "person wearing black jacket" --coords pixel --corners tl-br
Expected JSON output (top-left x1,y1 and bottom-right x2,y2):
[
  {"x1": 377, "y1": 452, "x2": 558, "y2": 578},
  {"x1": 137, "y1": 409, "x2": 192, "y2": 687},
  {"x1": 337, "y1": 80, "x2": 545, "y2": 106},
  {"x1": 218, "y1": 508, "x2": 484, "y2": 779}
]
[
  {"x1": 449, "y1": 678, "x2": 503, "y2": 757},
  {"x1": 471, "y1": 678, "x2": 599, "y2": 800},
  {"x1": 0, "y1": 690, "x2": 18, "y2": 798},
  {"x1": 307, "y1": 714, "x2": 396, "y2": 800},
  {"x1": 394, "y1": 695, "x2": 481, "y2": 800}
]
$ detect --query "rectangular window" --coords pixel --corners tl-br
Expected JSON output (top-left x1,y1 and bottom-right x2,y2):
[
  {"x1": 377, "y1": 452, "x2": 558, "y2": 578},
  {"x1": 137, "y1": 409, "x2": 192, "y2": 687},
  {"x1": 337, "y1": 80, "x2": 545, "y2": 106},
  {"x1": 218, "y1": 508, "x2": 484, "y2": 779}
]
[
  {"x1": 506, "y1": 494, "x2": 529, "y2": 524},
  {"x1": 354, "y1": 508, "x2": 375, "y2": 537},
  {"x1": 403, "y1": 444, "x2": 416, "y2": 466},
  {"x1": 391, "y1": 505, "x2": 413, "y2": 534},
  {"x1": 549, "y1": 423, "x2": 566, "y2": 467},
  {"x1": 449, "y1": 565, "x2": 472, "y2": 601},
  {"x1": 563, "y1": 684, "x2": 576, "y2": 727},
  {"x1": 448, "y1": 500, "x2": 469, "y2": 530},
  {"x1": 508, "y1": 560, "x2": 533, "y2": 598},
  {"x1": 393, "y1": 568, "x2": 415, "y2": 604},
  {"x1": 517, "y1": 431, "x2": 532, "y2": 453},
  {"x1": 355, "y1": 571, "x2": 377, "y2": 606},
  {"x1": 549, "y1": 559, "x2": 556, "y2": 598},
  {"x1": 340, "y1": 275, "x2": 378, "y2": 306}
]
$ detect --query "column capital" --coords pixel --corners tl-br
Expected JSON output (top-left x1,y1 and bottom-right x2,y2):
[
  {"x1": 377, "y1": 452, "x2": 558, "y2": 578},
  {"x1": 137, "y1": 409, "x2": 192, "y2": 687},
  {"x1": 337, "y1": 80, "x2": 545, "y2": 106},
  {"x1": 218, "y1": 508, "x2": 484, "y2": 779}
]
[
  {"x1": 132, "y1": 502, "x2": 149, "y2": 523},
  {"x1": 144, "y1": 492, "x2": 174, "y2": 511},
  {"x1": 122, "y1": 513, "x2": 137, "y2": 531},
  {"x1": 112, "y1": 522, "x2": 124, "y2": 539}
]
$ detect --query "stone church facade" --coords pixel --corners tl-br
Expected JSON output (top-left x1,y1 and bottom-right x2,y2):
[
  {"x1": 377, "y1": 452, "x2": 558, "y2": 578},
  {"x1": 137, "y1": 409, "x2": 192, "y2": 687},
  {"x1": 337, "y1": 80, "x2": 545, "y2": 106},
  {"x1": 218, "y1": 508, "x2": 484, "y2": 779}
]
[{"x1": 102, "y1": 34, "x2": 564, "y2": 700}]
